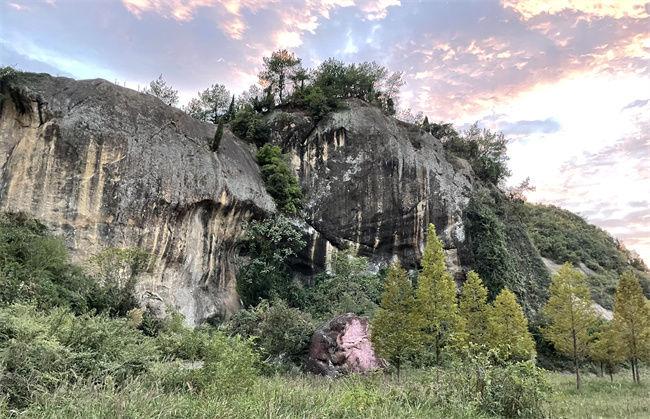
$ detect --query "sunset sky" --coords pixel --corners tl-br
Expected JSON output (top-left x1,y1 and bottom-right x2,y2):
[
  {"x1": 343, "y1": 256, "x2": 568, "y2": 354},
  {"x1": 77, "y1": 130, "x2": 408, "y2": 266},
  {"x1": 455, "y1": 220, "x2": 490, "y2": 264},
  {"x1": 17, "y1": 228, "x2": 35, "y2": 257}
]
[{"x1": 1, "y1": 0, "x2": 649, "y2": 263}]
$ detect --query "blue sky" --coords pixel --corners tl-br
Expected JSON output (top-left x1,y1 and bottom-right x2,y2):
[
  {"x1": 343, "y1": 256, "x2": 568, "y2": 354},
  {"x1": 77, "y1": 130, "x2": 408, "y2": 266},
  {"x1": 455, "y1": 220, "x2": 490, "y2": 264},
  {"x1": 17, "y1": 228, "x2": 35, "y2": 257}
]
[{"x1": 1, "y1": 0, "x2": 649, "y2": 263}]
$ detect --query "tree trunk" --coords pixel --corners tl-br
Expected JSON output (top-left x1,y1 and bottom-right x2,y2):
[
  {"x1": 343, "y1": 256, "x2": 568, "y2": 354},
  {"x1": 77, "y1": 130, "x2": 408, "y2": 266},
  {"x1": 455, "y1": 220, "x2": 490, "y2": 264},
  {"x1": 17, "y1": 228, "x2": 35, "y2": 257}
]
[
  {"x1": 573, "y1": 330, "x2": 580, "y2": 390},
  {"x1": 631, "y1": 359, "x2": 636, "y2": 383},
  {"x1": 600, "y1": 362, "x2": 603, "y2": 378},
  {"x1": 609, "y1": 369, "x2": 613, "y2": 382},
  {"x1": 396, "y1": 359, "x2": 401, "y2": 382}
]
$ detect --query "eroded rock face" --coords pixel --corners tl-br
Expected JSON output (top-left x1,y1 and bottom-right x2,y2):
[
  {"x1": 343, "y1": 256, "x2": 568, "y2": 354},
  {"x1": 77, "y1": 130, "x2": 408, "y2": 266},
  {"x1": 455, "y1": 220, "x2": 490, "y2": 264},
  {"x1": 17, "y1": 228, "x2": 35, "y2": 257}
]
[
  {"x1": 0, "y1": 74, "x2": 274, "y2": 324},
  {"x1": 270, "y1": 100, "x2": 474, "y2": 276},
  {"x1": 306, "y1": 313, "x2": 385, "y2": 376}
]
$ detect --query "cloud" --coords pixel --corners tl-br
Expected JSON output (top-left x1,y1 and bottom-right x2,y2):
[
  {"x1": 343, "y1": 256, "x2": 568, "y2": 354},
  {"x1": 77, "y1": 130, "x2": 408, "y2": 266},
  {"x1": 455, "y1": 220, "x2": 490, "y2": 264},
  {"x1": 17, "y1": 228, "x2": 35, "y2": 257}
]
[
  {"x1": 623, "y1": 98, "x2": 650, "y2": 110},
  {"x1": 499, "y1": 118, "x2": 561, "y2": 135},
  {"x1": 501, "y1": 0, "x2": 650, "y2": 20}
]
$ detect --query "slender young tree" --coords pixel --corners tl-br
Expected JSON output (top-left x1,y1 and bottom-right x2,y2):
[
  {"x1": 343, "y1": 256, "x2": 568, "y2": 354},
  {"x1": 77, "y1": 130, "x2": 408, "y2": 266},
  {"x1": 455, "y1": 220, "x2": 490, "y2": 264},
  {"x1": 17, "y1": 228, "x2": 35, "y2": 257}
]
[
  {"x1": 590, "y1": 322, "x2": 623, "y2": 382},
  {"x1": 414, "y1": 224, "x2": 463, "y2": 365},
  {"x1": 612, "y1": 271, "x2": 650, "y2": 384},
  {"x1": 543, "y1": 263, "x2": 598, "y2": 389},
  {"x1": 371, "y1": 262, "x2": 418, "y2": 379},
  {"x1": 487, "y1": 288, "x2": 536, "y2": 361},
  {"x1": 459, "y1": 270, "x2": 490, "y2": 347}
]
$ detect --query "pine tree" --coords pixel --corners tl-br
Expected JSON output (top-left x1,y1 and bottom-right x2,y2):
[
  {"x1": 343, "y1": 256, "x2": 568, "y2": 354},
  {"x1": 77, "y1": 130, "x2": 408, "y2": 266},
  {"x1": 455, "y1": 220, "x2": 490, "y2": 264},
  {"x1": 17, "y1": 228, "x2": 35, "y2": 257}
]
[
  {"x1": 371, "y1": 262, "x2": 418, "y2": 379},
  {"x1": 543, "y1": 263, "x2": 598, "y2": 389},
  {"x1": 421, "y1": 116, "x2": 430, "y2": 132},
  {"x1": 612, "y1": 271, "x2": 650, "y2": 384},
  {"x1": 460, "y1": 270, "x2": 489, "y2": 347},
  {"x1": 590, "y1": 322, "x2": 623, "y2": 382},
  {"x1": 487, "y1": 288, "x2": 535, "y2": 361},
  {"x1": 414, "y1": 224, "x2": 463, "y2": 365},
  {"x1": 211, "y1": 121, "x2": 224, "y2": 152}
]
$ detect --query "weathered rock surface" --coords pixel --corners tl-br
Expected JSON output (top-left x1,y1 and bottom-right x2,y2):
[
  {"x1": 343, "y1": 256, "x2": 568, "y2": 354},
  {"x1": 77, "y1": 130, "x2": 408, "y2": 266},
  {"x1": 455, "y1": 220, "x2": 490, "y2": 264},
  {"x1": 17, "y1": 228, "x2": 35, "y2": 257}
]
[
  {"x1": 0, "y1": 74, "x2": 480, "y2": 324},
  {"x1": 306, "y1": 313, "x2": 385, "y2": 376},
  {"x1": 0, "y1": 73, "x2": 274, "y2": 324},
  {"x1": 269, "y1": 100, "x2": 474, "y2": 275}
]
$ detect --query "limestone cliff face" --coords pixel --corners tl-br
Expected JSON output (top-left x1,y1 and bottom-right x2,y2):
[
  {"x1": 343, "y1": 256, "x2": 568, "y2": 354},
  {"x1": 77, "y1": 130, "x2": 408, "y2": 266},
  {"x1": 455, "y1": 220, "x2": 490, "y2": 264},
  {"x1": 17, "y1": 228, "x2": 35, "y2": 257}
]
[
  {"x1": 0, "y1": 73, "x2": 274, "y2": 324},
  {"x1": 268, "y1": 100, "x2": 474, "y2": 276}
]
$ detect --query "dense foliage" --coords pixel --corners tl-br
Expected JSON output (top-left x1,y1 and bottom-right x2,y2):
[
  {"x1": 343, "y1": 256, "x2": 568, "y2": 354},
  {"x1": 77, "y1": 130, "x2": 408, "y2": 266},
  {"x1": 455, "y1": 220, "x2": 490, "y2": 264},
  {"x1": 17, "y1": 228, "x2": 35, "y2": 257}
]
[
  {"x1": 462, "y1": 190, "x2": 550, "y2": 314},
  {"x1": 520, "y1": 202, "x2": 631, "y2": 272},
  {"x1": 231, "y1": 105, "x2": 271, "y2": 147},
  {"x1": 0, "y1": 213, "x2": 145, "y2": 316},
  {"x1": 225, "y1": 299, "x2": 315, "y2": 366},
  {"x1": 256, "y1": 144, "x2": 303, "y2": 214},
  {"x1": 236, "y1": 216, "x2": 306, "y2": 308},
  {"x1": 306, "y1": 250, "x2": 382, "y2": 320}
]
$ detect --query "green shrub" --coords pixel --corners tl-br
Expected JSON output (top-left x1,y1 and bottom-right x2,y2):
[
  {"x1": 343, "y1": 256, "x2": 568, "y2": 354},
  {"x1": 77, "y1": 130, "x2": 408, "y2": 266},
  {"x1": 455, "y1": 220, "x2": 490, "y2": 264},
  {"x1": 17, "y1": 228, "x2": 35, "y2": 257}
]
[
  {"x1": 231, "y1": 105, "x2": 270, "y2": 147},
  {"x1": 0, "y1": 214, "x2": 94, "y2": 313},
  {"x1": 306, "y1": 250, "x2": 382, "y2": 319},
  {"x1": 85, "y1": 247, "x2": 150, "y2": 317},
  {"x1": 236, "y1": 216, "x2": 306, "y2": 308},
  {"x1": 225, "y1": 299, "x2": 314, "y2": 364},
  {"x1": 482, "y1": 361, "x2": 550, "y2": 418},
  {"x1": 0, "y1": 304, "x2": 159, "y2": 409},
  {"x1": 256, "y1": 144, "x2": 303, "y2": 215},
  {"x1": 190, "y1": 332, "x2": 259, "y2": 395}
]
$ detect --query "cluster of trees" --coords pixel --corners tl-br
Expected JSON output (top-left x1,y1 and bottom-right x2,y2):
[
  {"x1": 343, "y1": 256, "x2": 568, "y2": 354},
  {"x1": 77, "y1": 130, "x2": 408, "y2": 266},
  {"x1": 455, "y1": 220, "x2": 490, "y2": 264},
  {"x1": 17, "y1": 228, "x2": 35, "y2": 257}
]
[
  {"x1": 372, "y1": 224, "x2": 535, "y2": 377},
  {"x1": 543, "y1": 263, "x2": 650, "y2": 388},
  {"x1": 143, "y1": 49, "x2": 403, "y2": 129}
]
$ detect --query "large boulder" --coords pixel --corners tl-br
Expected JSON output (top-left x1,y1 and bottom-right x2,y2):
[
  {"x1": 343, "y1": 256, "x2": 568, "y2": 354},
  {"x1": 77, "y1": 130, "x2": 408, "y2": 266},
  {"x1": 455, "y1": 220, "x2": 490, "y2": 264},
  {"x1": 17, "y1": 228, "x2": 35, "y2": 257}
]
[{"x1": 306, "y1": 313, "x2": 385, "y2": 376}]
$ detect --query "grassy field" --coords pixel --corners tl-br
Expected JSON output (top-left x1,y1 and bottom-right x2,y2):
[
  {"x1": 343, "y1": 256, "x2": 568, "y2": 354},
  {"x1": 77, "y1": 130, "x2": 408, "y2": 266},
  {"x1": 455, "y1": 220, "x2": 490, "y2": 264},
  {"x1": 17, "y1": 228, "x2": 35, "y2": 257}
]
[
  {"x1": 547, "y1": 370, "x2": 650, "y2": 418},
  {"x1": 14, "y1": 368, "x2": 648, "y2": 418}
]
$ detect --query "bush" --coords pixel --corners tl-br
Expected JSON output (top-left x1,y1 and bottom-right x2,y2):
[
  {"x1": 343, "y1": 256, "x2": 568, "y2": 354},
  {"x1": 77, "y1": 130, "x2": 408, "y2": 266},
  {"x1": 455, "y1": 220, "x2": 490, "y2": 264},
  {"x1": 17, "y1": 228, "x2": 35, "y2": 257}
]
[
  {"x1": 256, "y1": 144, "x2": 303, "y2": 215},
  {"x1": 0, "y1": 304, "x2": 159, "y2": 409},
  {"x1": 0, "y1": 213, "x2": 94, "y2": 313},
  {"x1": 189, "y1": 332, "x2": 259, "y2": 395},
  {"x1": 231, "y1": 105, "x2": 270, "y2": 147},
  {"x1": 85, "y1": 247, "x2": 149, "y2": 317},
  {"x1": 482, "y1": 361, "x2": 550, "y2": 418},
  {"x1": 236, "y1": 216, "x2": 306, "y2": 308},
  {"x1": 225, "y1": 299, "x2": 314, "y2": 364},
  {"x1": 306, "y1": 250, "x2": 382, "y2": 319},
  {"x1": 0, "y1": 213, "x2": 149, "y2": 316}
]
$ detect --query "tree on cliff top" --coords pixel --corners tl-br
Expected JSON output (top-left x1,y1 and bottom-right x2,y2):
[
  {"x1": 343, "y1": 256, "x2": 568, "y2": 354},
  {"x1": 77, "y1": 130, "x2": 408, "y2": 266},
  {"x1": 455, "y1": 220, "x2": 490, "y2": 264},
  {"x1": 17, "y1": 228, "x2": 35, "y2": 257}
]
[
  {"x1": 372, "y1": 262, "x2": 418, "y2": 379},
  {"x1": 142, "y1": 74, "x2": 178, "y2": 106},
  {"x1": 543, "y1": 263, "x2": 597, "y2": 389},
  {"x1": 184, "y1": 83, "x2": 231, "y2": 124},
  {"x1": 259, "y1": 49, "x2": 302, "y2": 104}
]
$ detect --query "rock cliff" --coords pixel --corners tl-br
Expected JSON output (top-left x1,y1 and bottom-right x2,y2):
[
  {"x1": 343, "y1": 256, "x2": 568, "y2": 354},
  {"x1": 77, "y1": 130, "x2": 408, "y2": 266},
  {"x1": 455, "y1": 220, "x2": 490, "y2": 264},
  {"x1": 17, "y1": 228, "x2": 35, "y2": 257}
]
[
  {"x1": 0, "y1": 73, "x2": 274, "y2": 324},
  {"x1": 268, "y1": 101, "x2": 474, "y2": 275},
  {"x1": 1, "y1": 73, "x2": 550, "y2": 324}
]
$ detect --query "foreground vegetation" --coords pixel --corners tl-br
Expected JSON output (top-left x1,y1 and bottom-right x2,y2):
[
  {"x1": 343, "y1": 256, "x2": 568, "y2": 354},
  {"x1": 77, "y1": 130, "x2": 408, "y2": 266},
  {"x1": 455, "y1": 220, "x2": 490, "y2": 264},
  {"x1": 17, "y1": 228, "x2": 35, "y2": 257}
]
[{"x1": 10, "y1": 368, "x2": 649, "y2": 418}]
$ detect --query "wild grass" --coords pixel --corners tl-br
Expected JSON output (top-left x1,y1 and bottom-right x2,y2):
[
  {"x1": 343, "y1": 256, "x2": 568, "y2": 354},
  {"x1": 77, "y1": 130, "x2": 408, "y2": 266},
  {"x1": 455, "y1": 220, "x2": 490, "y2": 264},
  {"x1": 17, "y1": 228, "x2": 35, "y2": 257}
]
[{"x1": 547, "y1": 370, "x2": 650, "y2": 418}]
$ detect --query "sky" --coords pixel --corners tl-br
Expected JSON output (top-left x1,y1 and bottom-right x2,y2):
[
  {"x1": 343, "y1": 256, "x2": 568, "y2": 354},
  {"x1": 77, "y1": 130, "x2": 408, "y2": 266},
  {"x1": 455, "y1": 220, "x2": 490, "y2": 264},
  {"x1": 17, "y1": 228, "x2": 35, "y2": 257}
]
[{"x1": 1, "y1": 0, "x2": 649, "y2": 264}]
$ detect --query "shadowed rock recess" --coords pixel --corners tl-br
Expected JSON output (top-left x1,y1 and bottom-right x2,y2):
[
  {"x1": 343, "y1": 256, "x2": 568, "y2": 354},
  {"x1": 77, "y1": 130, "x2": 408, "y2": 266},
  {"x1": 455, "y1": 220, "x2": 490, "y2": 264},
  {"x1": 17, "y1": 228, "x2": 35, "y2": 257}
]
[{"x1": 0, "y1": 73, "x2": 551, "y2": 324}]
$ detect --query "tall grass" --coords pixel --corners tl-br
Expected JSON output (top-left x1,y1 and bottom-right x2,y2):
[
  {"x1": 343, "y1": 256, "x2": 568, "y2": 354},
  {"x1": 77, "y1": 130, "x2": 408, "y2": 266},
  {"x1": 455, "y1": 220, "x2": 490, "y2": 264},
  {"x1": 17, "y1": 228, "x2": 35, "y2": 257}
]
[{"x1": 547, "y1": 371, "x2": 650, "y2": 418}]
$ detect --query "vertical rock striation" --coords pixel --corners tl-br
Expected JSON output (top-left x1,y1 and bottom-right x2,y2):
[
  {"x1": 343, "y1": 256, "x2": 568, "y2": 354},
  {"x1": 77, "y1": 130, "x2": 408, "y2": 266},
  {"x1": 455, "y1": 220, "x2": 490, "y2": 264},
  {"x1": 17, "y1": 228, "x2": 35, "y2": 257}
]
[{"x1": 0, "y1": 73, "x2": 274, "y2": 324}]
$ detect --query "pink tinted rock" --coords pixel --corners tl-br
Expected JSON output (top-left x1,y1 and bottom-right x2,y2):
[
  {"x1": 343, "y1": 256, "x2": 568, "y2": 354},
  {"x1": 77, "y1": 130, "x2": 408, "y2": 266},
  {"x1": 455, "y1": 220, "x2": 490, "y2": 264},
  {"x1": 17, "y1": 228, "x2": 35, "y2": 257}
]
[{"x1": 307, "y1": 313, "x2": 385, "y2": 377}]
